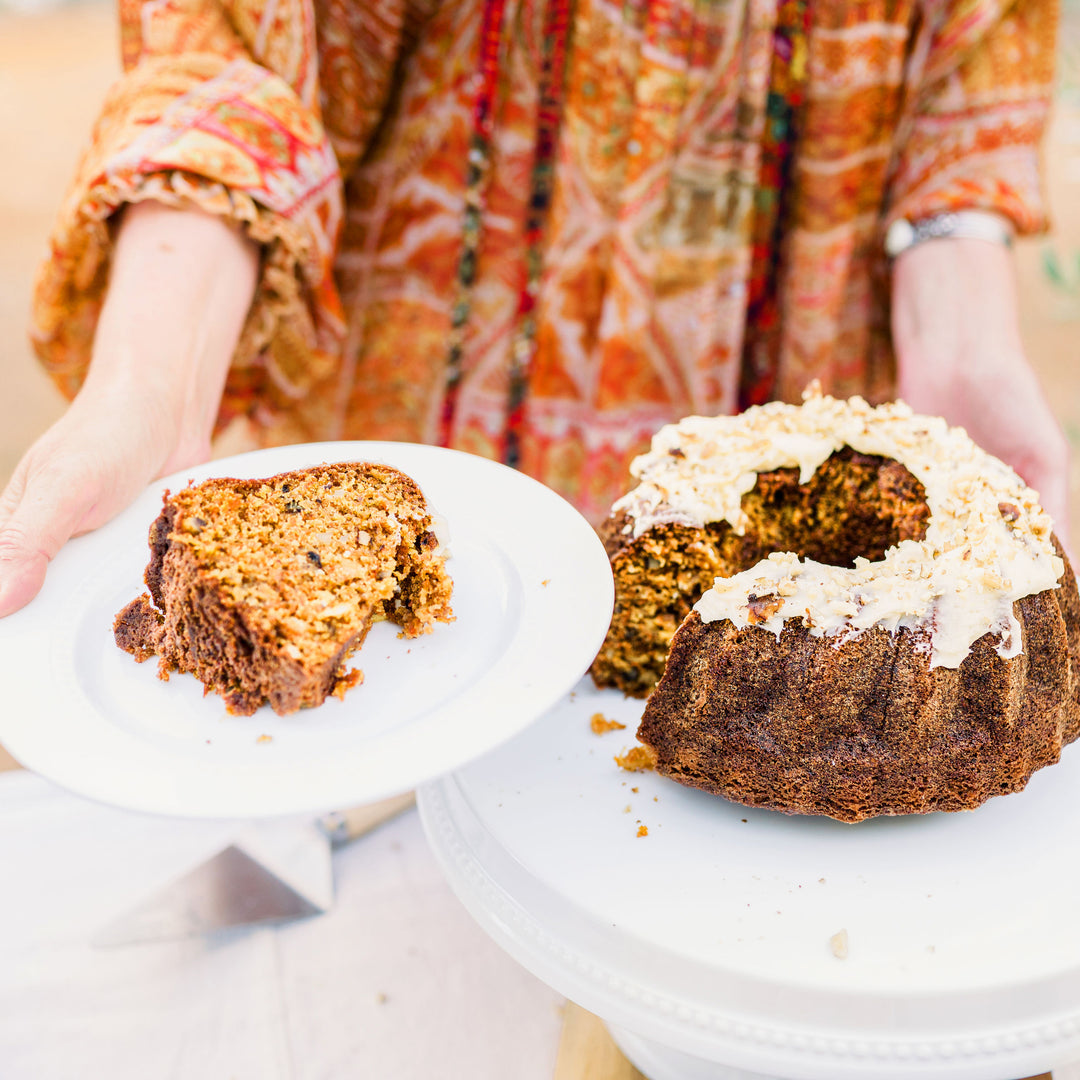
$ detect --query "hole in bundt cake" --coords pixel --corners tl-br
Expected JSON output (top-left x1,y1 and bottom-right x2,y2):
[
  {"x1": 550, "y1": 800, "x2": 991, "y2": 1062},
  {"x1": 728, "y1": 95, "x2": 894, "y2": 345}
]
[
  {"x1": 593, "y1": 448, "x2": 930, "y2": 697},
  {"x1": 740, "y1": 447, "x2": 929, "y2": 569}
]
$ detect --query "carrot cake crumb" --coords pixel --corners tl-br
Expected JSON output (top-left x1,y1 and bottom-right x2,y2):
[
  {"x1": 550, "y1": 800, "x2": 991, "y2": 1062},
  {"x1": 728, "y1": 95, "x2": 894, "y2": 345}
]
[
  {"x1": 591, "y1": 712, "x2": 626, "y2": 734},
  {"x1": 615, "y1": 745, "x2": 658, "y2": 772},
  {"x1": 332, "y1": 668, "x2": 364, "y2": 700},
  {"x1": 829, "y1": 929, "x2": 849, "y2": 959}
]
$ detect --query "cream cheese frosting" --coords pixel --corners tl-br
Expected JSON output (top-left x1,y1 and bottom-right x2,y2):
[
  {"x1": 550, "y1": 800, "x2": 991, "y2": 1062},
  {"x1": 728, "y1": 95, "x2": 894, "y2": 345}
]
[{"x1": 611, "y1": 387, "x2": 1064, "y2": 668}]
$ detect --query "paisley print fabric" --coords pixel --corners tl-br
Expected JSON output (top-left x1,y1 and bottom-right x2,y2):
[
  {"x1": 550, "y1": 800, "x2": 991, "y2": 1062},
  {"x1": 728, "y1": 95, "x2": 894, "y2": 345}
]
[{"x1": 31, "y1": 0, "x2": 1058, "y2": 522}]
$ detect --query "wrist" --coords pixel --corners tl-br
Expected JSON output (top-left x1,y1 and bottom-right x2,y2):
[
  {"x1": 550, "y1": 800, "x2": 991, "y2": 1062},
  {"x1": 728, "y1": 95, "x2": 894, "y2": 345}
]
[
  {"x1": 891, "y1": 236, "x2": 1023, "y2": 363},
  {"x1": 85, "y1": 202, "x2": 259, "y2": 455}
]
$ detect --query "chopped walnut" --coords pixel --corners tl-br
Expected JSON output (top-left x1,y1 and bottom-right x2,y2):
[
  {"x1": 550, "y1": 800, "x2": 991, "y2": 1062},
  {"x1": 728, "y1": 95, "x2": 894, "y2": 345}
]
[
  {"x1": 998, "y1": 502, "x2": 1020, "y2": 524},
  {"x1": 747, "y1": 593, "x2": 784, "y2": 624}
]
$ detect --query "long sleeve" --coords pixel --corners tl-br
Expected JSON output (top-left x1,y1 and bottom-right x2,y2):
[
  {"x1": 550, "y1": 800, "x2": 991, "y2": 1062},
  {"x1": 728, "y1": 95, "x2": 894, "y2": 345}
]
[
  {"x1": 887, "y1": 0, "x2": 1059, "y2": 234},
  {"x1": 30, "y1": 0, "x2": 409, "y2": 439}
]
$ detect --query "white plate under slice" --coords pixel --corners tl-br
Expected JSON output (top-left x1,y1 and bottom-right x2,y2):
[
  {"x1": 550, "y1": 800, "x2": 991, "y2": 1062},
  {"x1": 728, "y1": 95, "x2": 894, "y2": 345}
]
[
  {"x1": 418, "y1": 677, "x2": 1080, "y2": 1080},
  {"x1": 0, "y1": 442, "x2": 613, "y2": 818}
]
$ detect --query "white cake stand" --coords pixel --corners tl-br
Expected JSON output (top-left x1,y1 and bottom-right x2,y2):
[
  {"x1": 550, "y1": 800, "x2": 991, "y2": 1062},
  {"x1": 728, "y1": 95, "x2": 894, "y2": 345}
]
[{"x1": 418, "y1": 678, "x2": 1080, "y2": 1080}]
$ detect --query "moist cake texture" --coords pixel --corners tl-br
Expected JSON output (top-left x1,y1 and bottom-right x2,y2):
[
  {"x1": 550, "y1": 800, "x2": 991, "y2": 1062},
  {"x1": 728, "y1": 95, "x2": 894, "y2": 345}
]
[
  {"x1": 592, "y1": 389, "x2": 1080, "y2": 821},
  {"x1": 114, "y1": 461, "x2": 454, "y2": 716}
]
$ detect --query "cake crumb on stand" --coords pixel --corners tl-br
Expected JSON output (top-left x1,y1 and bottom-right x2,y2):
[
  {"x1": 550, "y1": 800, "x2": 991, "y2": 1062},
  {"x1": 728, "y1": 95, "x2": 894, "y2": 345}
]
[
  {"x1": 829, "y1": 929, "x2": 849, "y2": 959},
  {"x1": 590, "y1": 712, "x2": 626, "y2": 734},
  {"x1": 615, "y1": 745, "x2": 657, "y2": 772}
]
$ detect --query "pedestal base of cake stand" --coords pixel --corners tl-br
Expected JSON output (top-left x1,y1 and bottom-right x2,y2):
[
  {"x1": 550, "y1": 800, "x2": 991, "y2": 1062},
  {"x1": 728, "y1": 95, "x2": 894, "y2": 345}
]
[{"x1": 417, "y1": 678, "x2": 1080, "y2": 1080}]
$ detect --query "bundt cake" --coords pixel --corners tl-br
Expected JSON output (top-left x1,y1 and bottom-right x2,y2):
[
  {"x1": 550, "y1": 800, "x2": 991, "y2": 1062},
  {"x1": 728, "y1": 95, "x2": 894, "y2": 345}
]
[
  {"x1": 115, "y1": 461, "x2": 454, "y2": 716},
  {"x1": 592, "y1": 389, "x2": 1080, "y2": 821}
]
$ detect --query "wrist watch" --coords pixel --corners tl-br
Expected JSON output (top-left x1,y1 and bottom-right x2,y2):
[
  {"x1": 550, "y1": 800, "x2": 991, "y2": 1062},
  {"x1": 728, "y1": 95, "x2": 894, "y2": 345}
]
[{"x1": 885, "y1": 210, "x2": 1014, "y2": 259}]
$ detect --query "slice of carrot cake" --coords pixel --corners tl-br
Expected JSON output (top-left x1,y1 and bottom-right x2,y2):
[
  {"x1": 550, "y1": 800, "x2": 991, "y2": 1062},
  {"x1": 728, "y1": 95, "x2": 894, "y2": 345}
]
[{"x1": 114, "y1": 461, "x2": 454, "y2": 716}]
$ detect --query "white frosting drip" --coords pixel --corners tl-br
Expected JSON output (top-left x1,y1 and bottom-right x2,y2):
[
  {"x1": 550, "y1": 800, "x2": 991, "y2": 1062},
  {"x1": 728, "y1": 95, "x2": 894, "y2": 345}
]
[{"x1": 612, "y1": 389, "x2": 1064, "y2": 669}]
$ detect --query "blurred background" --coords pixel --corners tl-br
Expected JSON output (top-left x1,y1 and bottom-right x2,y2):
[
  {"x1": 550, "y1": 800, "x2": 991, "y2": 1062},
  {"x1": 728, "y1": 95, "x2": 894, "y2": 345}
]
[{"x1": 1, "y1": 0, "x2": 1079, "y2": 522}]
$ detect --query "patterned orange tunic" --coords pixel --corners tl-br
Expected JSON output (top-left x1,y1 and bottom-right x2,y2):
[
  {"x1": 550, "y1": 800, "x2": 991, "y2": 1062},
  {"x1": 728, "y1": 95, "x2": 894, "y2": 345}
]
[{"x1": 31, "y1": 0, "x2": 1057, "y2": 522}]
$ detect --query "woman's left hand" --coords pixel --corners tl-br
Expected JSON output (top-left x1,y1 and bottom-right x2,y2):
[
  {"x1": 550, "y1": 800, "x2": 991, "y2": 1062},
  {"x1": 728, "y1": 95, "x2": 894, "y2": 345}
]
[{"x1": 891, "y1": 236, "x2": 1071, "y2": 546}]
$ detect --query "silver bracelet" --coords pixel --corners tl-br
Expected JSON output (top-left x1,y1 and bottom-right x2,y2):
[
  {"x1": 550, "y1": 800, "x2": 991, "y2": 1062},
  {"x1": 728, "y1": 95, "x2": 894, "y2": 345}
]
[{"x1": 885, "y1": 210, "x2": 1014, "y2": 259}]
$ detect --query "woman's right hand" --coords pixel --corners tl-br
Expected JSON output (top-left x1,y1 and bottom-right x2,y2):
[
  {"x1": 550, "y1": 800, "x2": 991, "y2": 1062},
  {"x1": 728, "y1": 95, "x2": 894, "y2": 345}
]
[{"x1": 0, "y1": 201, "x2": 259, "y2": 618}]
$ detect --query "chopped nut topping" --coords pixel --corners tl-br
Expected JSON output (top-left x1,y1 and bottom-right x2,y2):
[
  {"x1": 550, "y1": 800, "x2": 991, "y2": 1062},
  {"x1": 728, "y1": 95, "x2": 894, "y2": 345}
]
[
  {"x1": 618, "y1": 391, "x2": 1065, "y2": 669},
  {"x1": 747, "y1": 593, "x2": 784, "y2": 624}
]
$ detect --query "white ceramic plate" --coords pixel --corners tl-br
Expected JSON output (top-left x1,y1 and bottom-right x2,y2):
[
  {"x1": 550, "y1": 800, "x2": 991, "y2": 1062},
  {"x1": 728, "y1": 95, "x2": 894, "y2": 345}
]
[
  {"x1": 0, "y1": 442, "x2": 614, "y2": 819},
  {"x1": 419, "y1": 677, "x2": 1080, "y2": 1080}
]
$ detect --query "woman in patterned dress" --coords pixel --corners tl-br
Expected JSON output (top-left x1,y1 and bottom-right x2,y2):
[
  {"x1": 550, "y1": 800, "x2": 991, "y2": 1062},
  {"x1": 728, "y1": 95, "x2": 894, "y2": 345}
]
[{"x1": 0, "y1": 0, "x2": 1068, "y2": 614}]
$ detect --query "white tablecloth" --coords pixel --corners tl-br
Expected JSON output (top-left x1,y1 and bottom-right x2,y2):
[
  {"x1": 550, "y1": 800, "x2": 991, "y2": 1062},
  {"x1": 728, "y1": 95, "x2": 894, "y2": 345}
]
[{"x1": 0, "y1": 772, "x2": 565, "y2": 1079}]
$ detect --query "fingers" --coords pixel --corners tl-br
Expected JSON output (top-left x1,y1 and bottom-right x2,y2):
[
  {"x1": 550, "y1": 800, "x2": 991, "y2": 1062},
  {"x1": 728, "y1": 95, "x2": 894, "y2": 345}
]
[
  {"x1": 0, "y1": 383, "x2": 215, "y2": 619},
  {"x1": 0, "y1": 452, "x2": 106, "y2": 618},
  {"x1": 0, "y1": 398, "x2": 161, "y2": 618},
  {"x1": 0, "y1": 467, "x2": 42, "y2": 617},
  {"x1": 0, "y1": 532, "x2": 50, "y2": 619}
]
